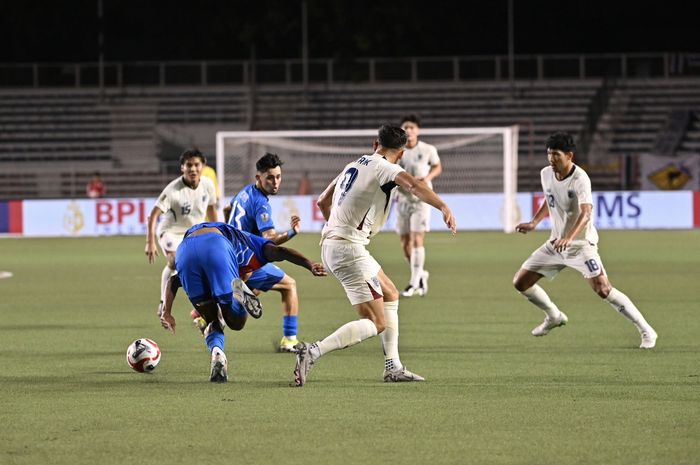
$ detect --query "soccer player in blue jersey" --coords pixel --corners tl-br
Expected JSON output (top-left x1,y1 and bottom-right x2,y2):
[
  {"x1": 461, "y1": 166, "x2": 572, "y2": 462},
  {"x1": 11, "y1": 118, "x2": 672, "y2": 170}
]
[
  {"x1": 222, "y1": 153, "x2": 305, "y2": 353},
  {"x1": 159, "y1": 222, "x2": 325, "y2": 382}
]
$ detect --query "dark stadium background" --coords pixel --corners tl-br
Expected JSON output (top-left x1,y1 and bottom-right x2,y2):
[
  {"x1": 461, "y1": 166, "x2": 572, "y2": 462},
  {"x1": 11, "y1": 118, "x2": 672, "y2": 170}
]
[{"x1": 1, "y1": 0, "x2": 696, "y2": 62}]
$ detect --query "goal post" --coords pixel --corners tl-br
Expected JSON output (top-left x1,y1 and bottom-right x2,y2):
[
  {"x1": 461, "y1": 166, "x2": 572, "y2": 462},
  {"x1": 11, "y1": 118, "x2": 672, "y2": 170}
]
[{"x1": 216, "y1": 126, "x2": 519, "y2": 232}]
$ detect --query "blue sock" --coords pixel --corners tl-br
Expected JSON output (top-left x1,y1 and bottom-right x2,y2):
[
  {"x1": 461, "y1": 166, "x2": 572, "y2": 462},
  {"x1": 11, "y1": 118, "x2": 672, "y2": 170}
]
[
  {"x1": 283, "y1": 315, "x2": 298, "y2": 338},
  {"x1": 205, "y1": 330, "x2": 225, "y2": 353}
]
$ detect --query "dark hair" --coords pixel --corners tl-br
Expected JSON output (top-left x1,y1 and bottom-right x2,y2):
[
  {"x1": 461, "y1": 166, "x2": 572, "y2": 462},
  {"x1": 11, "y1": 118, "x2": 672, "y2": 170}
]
[
  {"x1": 378, "y1": 125, "x2": 407, "y2": 150},
  {"x1": 180, "y1": 148, "x2": 206, "y2": 166},
  {"x1": 545, "y1": 132, "x2": 576, "y2": 153},
  {"x1": 256, "y1": 152, "x2": 283, "y2": 172},
  {"x1": 400, "y1": 113, "x2": 421, "y2": 127}
]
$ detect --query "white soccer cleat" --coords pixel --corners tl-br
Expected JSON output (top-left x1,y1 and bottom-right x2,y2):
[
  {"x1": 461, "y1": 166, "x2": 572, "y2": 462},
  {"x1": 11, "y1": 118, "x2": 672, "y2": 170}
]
[
  {"x1": 401, "y1": 285, "x2": 418, "y2": 298},
  {"x1": 293, "y1": 342, "x2": 315, "y2": 387},
  {"x1": 210, "y1": 352, "x2": 228, "y2": 383},
  {"x1": 418, "y1": 271, "x2": 429, "y2": 296},
  {"x1": 639, "y1": 329, "x2": 658, "y2": 349},
  {"x1": 232, "y1": 278, "x2": 263, "y2": 319},
  {"x1": 531, "y1": 311, "x2": 568, "y2": 337},
  {"x1": 383, "y1": 366, "x2": 425, "y2": 382}
]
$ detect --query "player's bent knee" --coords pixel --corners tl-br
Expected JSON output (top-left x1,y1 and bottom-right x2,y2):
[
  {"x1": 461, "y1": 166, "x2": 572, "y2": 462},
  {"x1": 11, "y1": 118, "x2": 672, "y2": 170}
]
[
  {"x1": 223, "y1": 313, "x2": 246, "y2": 331},
  {"x1": 227, "y1": 318, "x2": 246, "y2": 331},
  {"x1": 513, "y1": 276, "x2": 526, "y2": 292},
  {"x1": 383, "y1": 288, "x2": 399, "y2": 301},
  {"x1": 274, "y1": 275, "x2": 296, "y2": 292},
  {"x1": 373, "y1": 320, "x2": 386, "y2": 333},
  {"x1": 283, "y1": 275, "x2": 296, "y2": 289},
  {"x1": 595, "y1": 285, "x2": 612, "y2": 299}
]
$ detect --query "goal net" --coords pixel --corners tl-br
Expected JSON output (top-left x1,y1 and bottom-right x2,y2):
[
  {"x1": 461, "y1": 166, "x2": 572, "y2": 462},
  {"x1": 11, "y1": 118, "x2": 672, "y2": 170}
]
[{"x1": 216, "y1": 127, "x2": 519, "y2": 232}]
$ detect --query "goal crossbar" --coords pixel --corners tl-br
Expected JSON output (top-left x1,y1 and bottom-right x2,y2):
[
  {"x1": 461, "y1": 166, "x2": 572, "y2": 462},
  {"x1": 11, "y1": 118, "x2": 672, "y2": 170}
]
[{"x1": 216, "y1": 126, "x2": 519, "y2": 232}]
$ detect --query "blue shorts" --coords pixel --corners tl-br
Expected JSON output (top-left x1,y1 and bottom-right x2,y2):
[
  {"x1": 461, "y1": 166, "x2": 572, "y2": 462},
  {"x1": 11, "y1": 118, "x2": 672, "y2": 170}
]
[
  {"x1": 246, "y1": 263, "x2": 285, "y2": 291},
  {"x1": 175, "y1": 232, "x2": 246, "y2": 318}
]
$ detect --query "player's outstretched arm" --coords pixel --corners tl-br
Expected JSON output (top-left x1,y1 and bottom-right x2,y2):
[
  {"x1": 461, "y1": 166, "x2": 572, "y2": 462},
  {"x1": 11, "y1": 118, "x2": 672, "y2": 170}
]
[
  {"x1": 261, "y1": 215, "x2": 302, "y2": 245},
  {"x1": 515, "y1": 199, "x2": 550, "y2": 234},
  {"x1": 316, "y1": 179, "x2": 337, "y2": 221},
  {"x1": 145, "y1": 206, "x2": 164, "y2": 263},
  {"x1": 263, "y1": 243, "x2": 327, "y2": 276},
  {"x1": 394, "y1": 171, "x2": 456, "y2": 233}
]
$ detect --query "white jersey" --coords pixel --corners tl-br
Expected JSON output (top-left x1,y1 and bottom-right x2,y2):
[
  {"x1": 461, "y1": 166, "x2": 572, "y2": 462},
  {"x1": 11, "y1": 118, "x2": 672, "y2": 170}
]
[
  {"x1": 396, "y1": 140, "x2": 440, "y2": 203},
  {"x1": 322, "y1": 153, "x2": 404, "y2": 245},
  {"x1": 155, "y1": 176, "x2": 216, "y2": 235},
  {"x1": 541, "y1": 164, "x2": 598, "y2": 245}
]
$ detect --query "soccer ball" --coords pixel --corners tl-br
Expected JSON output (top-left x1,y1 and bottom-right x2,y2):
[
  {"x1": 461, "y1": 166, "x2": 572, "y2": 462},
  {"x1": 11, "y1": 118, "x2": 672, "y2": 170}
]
[{"x1": 126, "y1": 338, "x2": 161, "y2": 373}]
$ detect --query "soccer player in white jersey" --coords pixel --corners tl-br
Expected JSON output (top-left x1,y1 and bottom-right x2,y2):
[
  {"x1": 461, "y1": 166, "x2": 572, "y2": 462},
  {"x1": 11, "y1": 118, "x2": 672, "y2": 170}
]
[
  {"x1": 292, "y1": 125, "x2": 457, "y2": 386},
  {"x1": 513, "y1": 132, "x2": 657, "y2": 349},
  {"x1": 145, "y1": 149, "x2": 217, "y2": 314},
  {"x1": 396, "y1": 114, "x2": 442, "y2": 297}
]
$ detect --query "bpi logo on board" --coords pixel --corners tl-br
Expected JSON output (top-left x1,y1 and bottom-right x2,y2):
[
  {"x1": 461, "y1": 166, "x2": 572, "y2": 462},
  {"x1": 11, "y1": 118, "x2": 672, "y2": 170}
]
[{"x1": 95, "y1": 199, "x2": 149, "y2": 233}]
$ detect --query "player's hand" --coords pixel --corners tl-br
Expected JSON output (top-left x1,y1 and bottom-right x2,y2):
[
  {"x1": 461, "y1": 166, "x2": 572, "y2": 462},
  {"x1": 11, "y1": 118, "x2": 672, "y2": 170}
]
[
  {"x1": 310, "y1": 262, "x2": 327, "y2": 276},
  {"x1": 515, "y1": 222, "x2": 536, "y2": 234},
  {"x1": 160, "y1": 312, "x2": 176, "y2": 334},
  {"x1": 145, "y1": 241, "x2": 159, "y2": 263},
  {"x1": 552, "y1": 237, "x2": 572, "y2": 253},
  {"x1": 441, "y1": 206, "x2": 457, "y2": 234},
  {"x1": 290, "y1": 215, "x2": 301, "y2": 234}
]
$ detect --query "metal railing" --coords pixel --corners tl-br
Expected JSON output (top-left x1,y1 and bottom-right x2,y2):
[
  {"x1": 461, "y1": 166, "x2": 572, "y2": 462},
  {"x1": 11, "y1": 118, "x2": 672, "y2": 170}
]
[{"x1": 1, "y1": 52, "x2": 698, "y2": 89}]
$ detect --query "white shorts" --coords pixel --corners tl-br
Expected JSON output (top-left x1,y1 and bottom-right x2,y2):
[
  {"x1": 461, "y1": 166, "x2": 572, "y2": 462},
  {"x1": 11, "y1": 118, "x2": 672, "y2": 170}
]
[
  {"x1": 396, "y1": 200, "x2": 431, "y2": 235},
  {"x1": 158, "y1": 231, "x2": 184, "y2": 255},
  {"x1": 321, "y1": 239, "x2": 383, "y2": 305},
  {"x1": 521, "y1": 241, "x2": 606, "y2": 280}
]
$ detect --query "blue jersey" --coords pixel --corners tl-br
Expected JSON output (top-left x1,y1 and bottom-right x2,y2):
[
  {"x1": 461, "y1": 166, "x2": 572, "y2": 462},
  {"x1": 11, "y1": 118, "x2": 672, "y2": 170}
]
[
  {"x1": 227, "y1": 184, "x2": 275, "y2": 235},
  {"x1": 184, "y1": 222, "x2": 273, "y2": 274}
]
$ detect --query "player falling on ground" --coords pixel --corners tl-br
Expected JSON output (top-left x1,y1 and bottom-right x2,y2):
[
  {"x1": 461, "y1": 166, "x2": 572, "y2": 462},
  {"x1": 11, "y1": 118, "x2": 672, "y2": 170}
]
[
  {"x1": 293, "y1": 125, "x2": 457, "y2": 387},
  {"x1": 396, "y1": 114, "x2": 442, "y2": 297},
  {"x1": 513, "y1": 131, "x2": 658, "y2": 349},
  {"x1": 220, "y1": 153, "x2": 304, "y2": 353},
  {"x1": 145, "y1": 149, "x2": 217, "y2": 314},
  {"x1": 159, "y1": 222, "x2": 326, "y2": 382}
]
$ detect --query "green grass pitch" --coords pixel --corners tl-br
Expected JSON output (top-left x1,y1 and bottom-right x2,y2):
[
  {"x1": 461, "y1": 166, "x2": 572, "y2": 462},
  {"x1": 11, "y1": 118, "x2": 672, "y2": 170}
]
[{"x1": 1, "y1": 230, "x2": 699, "y2": 465}]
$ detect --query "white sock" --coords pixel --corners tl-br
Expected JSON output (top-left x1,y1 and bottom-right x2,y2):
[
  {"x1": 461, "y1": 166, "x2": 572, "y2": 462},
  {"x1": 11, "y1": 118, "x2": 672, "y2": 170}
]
[
  {"x1": 315, "y1": 319, "x2": 378, "y2": 359},
  {"x1": 160, "y1": 265, "x2": 175, "y2": 303},
  {"x1": 410, "y1": 246, "x2": 425, "y2": 288},
  {"x1": 520, "y1": 284, "x2": 561, "y2": 319},
  {"x1": 605, "y1": 288, "x2": 653, "y2": 333},
  {"x1": 380, "y1": 300, "x2": 402, "y2": 371}
]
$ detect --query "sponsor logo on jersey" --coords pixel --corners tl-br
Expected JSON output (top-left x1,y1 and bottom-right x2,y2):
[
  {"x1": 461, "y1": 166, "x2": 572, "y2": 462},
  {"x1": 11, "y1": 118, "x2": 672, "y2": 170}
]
[{"x1": 260, "y1": 212, "x2": 270, "y2": 223}]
